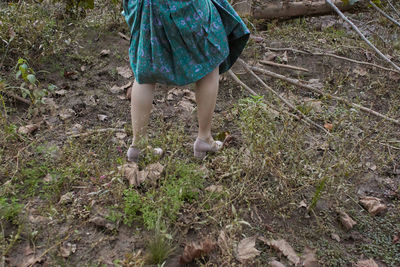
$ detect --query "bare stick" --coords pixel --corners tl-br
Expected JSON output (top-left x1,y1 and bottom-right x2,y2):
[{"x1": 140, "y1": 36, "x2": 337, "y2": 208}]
[
  {"x1": 369, "y1": 0, "x2": 400, "y2": 28},
  {"x1": 265, "y1": 46, "x2": 400, "y2": 74},
  {"x1": 325, "y1": 0, "x2": 400, "y2": 72},
  {"x1": 68, "y1": 128, "x2": 126, "y2": 138},
  {"x1": 251, "y1": 66, "x2": 400, "y2": 126},
  {"x1": 227, "y1": 70, "x2": 304, "y2": 122},
  {"x1": 386, "y1": 0, "x2": 400, "y2": 18},
  {"x1": 1, "y1": 91, "x2": 31, "y2": 105},
  {"x1": 238, "y1": 59, "x2": 330, "y2": 135},
  {"x1": 118, "y1": 32, "x2": 130, "y2": 41},
  {"x1": 259, "y1": 60, "x2": 310, "y2": 72}
]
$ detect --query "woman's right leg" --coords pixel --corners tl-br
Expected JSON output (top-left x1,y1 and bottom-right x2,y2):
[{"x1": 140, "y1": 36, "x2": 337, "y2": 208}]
[{"x1": 127, "y1": 80, "x2": 155, "y2": 162}]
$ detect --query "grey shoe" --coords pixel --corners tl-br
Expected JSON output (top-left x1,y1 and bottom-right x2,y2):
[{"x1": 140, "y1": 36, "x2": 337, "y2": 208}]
[
  {"x1": 193, "y1": 138, "x2": 223, "y2": 159},
  {"x1": 127, "y1": 146, "x2": 141, "y2": 162}
]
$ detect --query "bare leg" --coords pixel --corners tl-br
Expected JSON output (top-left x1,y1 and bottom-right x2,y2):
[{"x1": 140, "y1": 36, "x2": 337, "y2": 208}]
[
  {"x1": 195, "y1": 67, "x2": 219, "y2": 143},
  {"x1": 130, "y1": 81, "x2": 155, "y2": 146}
]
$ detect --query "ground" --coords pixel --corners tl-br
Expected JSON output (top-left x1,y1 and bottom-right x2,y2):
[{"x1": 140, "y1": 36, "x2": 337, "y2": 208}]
[{"x1": 1, "y1": 1, "x2": 400, "y2": 266}]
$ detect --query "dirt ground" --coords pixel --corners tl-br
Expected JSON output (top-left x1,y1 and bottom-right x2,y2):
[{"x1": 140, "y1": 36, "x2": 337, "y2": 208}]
[{"x1": 1, "y1": 1, "x2": 400, "y2": 266}]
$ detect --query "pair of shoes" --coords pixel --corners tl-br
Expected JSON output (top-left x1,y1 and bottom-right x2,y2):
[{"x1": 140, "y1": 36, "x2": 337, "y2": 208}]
[{"x1": 193, "y1": 138, "x2": 223, "y2": 159}]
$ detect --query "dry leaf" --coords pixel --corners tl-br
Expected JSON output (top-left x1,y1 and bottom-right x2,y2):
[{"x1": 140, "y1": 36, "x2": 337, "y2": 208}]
[
  {"x1": 176, "y1": 99, "x2": 195, "y2": 112},
  {"x1": 110, "y1": 85, "x2": 124, "y2": 94},
  {"x1": 59, "y1": 192, "x2": 74, "y2": 205},
  {"x1": 269, "y1": 260, "x2": 285, "y2": 267},
  {"x1": 353, "y1": 67, "x2": 367, "y2": 76},
  {"x1": 393, "y1": 234, "x2": 399, "y2": 244},
  {"x1": 331, "y1": 233, "x2": 340, "y2": 242},
  {"x1": 97, "y1": 114, "x2": 108, "y2": 121},
  {"x1": 20, "y1": 255, "x2": 43, "y2": 267},
  {"x1": 281, "y1": 51, "x2": 288, "y2": 63},
  {"x1": 89, "y1": 216, "x2": 116, "y2": 231},
  {"x1": 116, "y1": 66, "x2": 133, "y2": 79},
  {"x1": 302, "y1": 247, "x2": 318, "y2": 267},
  {"x1": 324, "y1": 123, "x2": 333, "y2": 131},
  {"x1": 60, "y1": 242, "x2": 76, "y2": 258},
  {"x1": 353, "y1": 258, "x2": 379, "y2": 267},
  {"x1": 122, "y1": 163, "x2": 142, "y2": 186},
  {"x1": 236, "y1": 236, "x2": 261, "y2": 263},
  {"x1": 205, "y1": 185, "x2": 224, "y2": 193},
  {"x1": 179, "y1": 238, "x2": 216, "y2": 264},
  {"x1": 359, "y1": 196, "x2": 387, "y2": 216},
  {"x1": 18, "y1": 124, "x2": 39, "y2": 135},
  {"x1": 145, "y1": 162, "x2": 164, "y2": 184},
  {"x1": 338, "y1": 211, "x2": 357, "y2": 231},
  {"x1": 100, "y1": 49, "x2": 111, "y2": 56},
  {"x1": 59, "y1": 108, "x2": 76, "y2": 120},
  {"x1": 218, "y1": 230, "x2": 230, "y2": 255},
  {"x1": 298, "y1": 200, "x2": 307, "y2": 209},
  {"x1": 267, "y1": 239, "x2": 300, "y2": 266},
  {"x1": 264, "y1": 52, "x2": 277, "y2": 61}
]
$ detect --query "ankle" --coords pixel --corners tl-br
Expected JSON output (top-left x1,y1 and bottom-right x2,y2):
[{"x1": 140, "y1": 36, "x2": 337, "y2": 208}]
[{"x1": 197, "y1": 135, "x2": 213, "y2": 144}]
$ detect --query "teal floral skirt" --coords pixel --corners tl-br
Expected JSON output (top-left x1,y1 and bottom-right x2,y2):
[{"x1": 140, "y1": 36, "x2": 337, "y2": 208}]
[{"x1": 123, "y1": 0, "x2": 250, "y2": 85}]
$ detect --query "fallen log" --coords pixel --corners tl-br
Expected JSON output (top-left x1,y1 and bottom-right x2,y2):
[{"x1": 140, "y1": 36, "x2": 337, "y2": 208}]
[{"x1": 249, "y1": 0, "x2": 354, "y2": 19}]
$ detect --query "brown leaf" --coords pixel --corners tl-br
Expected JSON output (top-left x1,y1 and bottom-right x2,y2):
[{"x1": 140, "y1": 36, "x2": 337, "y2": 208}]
[
  {"x1": 145, "y1": 162, "x2": 164, "y2": 184},
  {"x1": 353, "y1": 67, "x2": 367, "y2": 76},
  {"x1": 179, "y1": 238, "x2": 215, "y2": 264},
  {"x1": 19, "y1": 256, "x2": 43, "y2": 267},
  {"x1": 324, "y1": 123, "x2": 333, "y2": 131},
  {"x1": 116, "y1": 66, "x2": 133, "y2": 79},
  {"x1": 393, "y1": 234, "x2": 399, "y2": 244},
  {"x1": 269, "y1": 260, "x2": 285, "y2": 267},
  {"x1": 100, "y1": 49, "x2": 111, "y2": 56},
  {"x1": 353, "y1": 258, "x2": 379, "y2": 267},
  {"x1": 338, "y1": 211, "x2": 357, "y2": 231},
  {"x1": 264, "y1": 52, "x2": 277, "y2": 61},
  {"x1": 18, "y1": 124, "x2": 39, "y2": 135},
  {"x1": 205, "y1": 185, "x2": 224, "y2": 193},
  {"x1": 236, "y1": 236, "x2": 261, "y2": 263},
  {"x1": 217, "y1": 230, "x2": 230, "y2": 255},
  {"x1": 121, "y1": 163, "x2": 143, "y2": 186},
  {"x1": 60, "y1": 242, "x2": 76, "y2": 258},
  {"x1": 302, "y1": 247, "x2": 318, "y2": 267},
  {"x1": 359, "y1": 196, "x2": 387, "y2": 216},
  {"x1": 331, "y1": 233, "x2": 340, "y2": 242},
  {"x1": 267, "y1": 239, "x2": 300, "y2": 266}
]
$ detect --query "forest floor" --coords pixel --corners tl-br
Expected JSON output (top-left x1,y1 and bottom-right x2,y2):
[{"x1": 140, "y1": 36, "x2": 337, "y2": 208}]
[{"x1": 1, "y1": 1, "x2": 400, "y2": 266}]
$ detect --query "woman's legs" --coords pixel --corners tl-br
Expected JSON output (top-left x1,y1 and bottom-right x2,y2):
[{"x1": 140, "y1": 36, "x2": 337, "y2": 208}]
[
  {"x1": 195, "y1": 66, "x2": 219, "y2": 143},
  {"x1": 130, "y1": 81, "x2": 155, "y2": 147}
]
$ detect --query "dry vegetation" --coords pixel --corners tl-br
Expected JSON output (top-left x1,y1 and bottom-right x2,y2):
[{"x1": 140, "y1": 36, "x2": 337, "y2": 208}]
[{"x1": 1, "y1": 0, "x2": 400, "y2": 266}]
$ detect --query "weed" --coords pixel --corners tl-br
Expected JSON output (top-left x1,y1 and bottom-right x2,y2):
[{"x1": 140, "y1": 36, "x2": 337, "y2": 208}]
[
  {"x1": 0, "y1": 197, "x2": 22, "y2": 224},
  {"x1": 123, "y1": 161, "x2": 204, "y2": 230}
]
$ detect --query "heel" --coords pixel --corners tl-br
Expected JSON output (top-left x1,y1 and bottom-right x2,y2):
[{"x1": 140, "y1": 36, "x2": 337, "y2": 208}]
[{"x1": 194, "y1": 150, "x2": 207, "y2": 159}]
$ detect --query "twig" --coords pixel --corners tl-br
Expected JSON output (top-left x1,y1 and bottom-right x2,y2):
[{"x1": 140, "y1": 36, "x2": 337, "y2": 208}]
[
  {"x1": 68, "y1": 128, "x2": 125, "y2": 138},
  {"x1": 369, "y1": 0, "x2": 400, "y2": 28},
  {"x1": 325, "y1": 0, "x2": 400, "y2": 72},
  {"x1": 259, "y1": 60, "x2": 310, "y2": 72},
  {"x1": 238, "y1": 59, "x2": 330, "y2": 135},
  {"x1": 118, "y1": 32, "x2": 130, "y2": 41},
  {"x1": 251, "y1": 66, "x2": 400, "y2": 126},
  {"x1": 1, "y1": 90, "x2": 31, "y2": 105},
  {"x1": 387, "y1": 0, "x2": 400, "y2": 18},
  {"x1": 227, "y1": 70, "x2": 304, "y2": 122},
  {"x1": 264, "y1": 46, "x2": 400, "y2": 74}
]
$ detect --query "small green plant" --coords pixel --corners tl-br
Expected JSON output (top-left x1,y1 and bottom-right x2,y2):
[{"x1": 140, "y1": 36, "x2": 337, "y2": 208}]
[
  {"x1": 146, "y1": 212, "x2": 175, "y2": 265},
  {"x1": 13, "y1": 58, "x2": 56, "y2": 105},
  {"x1": 123, "y1": 162, "x2": 204, "y2": 230},
  {"x1": 0, "y1": 197, "x2": 23, "y2": 224}
]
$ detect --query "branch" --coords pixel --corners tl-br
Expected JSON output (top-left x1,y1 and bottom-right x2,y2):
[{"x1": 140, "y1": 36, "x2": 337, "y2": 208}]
[
  {"x1": 387, "y1": 0, "x2": 400, "y2": 18},
  {"x1": 368, "y1": 0, "x2": 400, "y2": 28},
  {"x1": 227, "y1": 70, "x2": 303, "y2": 122},
  {"x1": 250, "y1": 65, "x2": 400, "y2": 126},
  {"x1": 1, "y1": 90, "x2": 31, "y2": 105},
  {"x1": 325, "y1": 0, "x2": 400, "y2": 72},
  {"x1": 259, "y1": 60, "x2": 310, "y2": 72},
  {"x1": 237, "y1": 59, "x2": 331, "y2": 135},
  {"x1": 264, "y1": 46, "x2": 400, "y2": 74}
]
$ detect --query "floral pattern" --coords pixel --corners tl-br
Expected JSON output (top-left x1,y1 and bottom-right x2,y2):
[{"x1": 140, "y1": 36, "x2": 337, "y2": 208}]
[{"x1": 123, "y1": 0, "x2": 250, "y2": 85}]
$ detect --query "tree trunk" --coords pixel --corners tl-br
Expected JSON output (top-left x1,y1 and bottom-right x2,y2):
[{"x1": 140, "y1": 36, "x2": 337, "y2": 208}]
[{"x1": 233, "y1": 0, "x2": 355, "y2": 19}]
